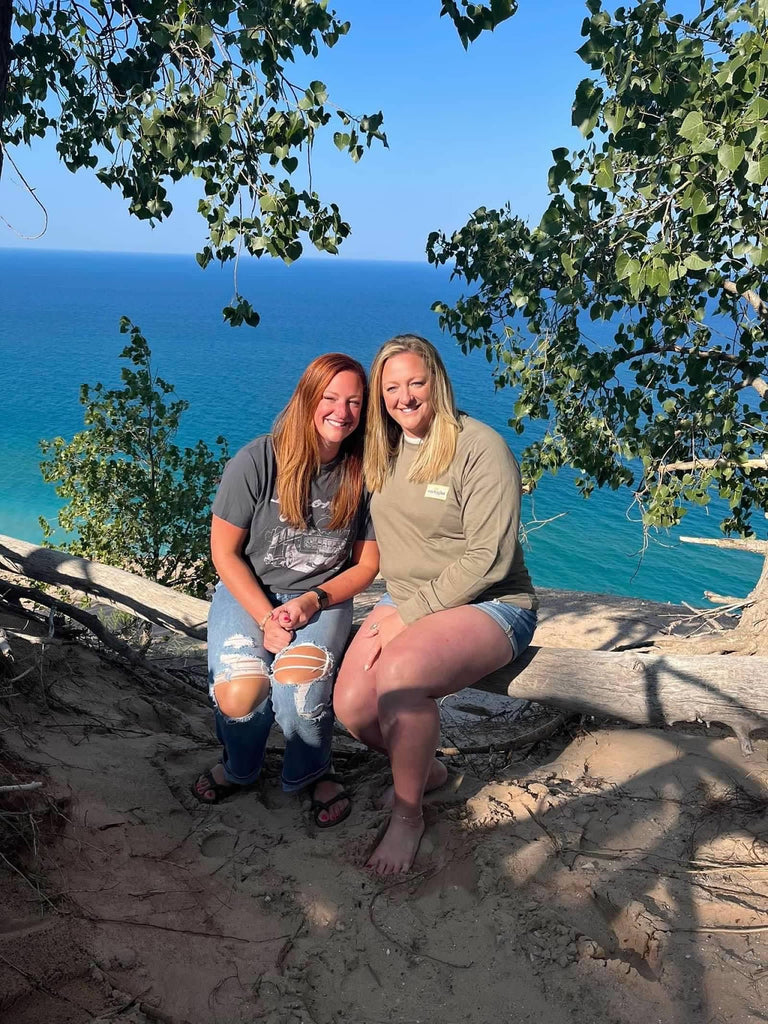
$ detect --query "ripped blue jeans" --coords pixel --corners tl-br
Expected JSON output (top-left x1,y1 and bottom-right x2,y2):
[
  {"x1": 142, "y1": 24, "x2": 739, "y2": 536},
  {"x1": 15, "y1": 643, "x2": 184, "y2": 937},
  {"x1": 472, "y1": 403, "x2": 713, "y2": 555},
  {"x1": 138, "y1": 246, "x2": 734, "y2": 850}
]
[{"x1": 207, "y1": 583, "x2": 353, "y2": 792}]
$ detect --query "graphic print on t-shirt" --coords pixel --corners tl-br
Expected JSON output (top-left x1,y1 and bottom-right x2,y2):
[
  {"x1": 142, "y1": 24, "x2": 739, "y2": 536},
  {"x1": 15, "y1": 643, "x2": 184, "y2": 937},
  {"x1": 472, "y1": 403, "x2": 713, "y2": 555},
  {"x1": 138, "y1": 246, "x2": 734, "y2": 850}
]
[{"x1": 263, "y1": 497, "x2": 347, "y2": 574}]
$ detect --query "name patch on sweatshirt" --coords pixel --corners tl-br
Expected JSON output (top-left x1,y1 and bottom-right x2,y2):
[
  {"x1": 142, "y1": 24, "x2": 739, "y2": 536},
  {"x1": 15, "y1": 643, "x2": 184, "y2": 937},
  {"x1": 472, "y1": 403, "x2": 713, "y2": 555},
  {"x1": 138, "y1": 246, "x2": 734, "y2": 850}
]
[{"x1": 424, "y1": 484, "x2": 449, "y2": 501}]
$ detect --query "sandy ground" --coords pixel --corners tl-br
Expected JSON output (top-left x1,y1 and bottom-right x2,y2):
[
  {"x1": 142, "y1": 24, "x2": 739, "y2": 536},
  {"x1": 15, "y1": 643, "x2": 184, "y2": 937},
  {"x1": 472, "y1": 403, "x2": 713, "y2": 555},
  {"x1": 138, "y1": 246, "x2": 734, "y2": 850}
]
[{"x1": 1, "y1": 585, "x2": 767, "y2": 1024}]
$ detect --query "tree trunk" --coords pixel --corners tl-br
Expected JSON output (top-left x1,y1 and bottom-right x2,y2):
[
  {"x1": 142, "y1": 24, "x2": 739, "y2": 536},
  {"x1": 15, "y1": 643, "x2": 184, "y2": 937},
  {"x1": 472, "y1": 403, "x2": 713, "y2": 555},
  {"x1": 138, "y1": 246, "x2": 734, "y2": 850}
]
[
  {"x1": 658, "y1": 538, "x2": 768, "y2": 655},
  {"x1": 0, "y1": 535, "x2": 209, "y2": 639},
  {"x1": 734, "y1": 553, "x2": 768, "y2": 642}
]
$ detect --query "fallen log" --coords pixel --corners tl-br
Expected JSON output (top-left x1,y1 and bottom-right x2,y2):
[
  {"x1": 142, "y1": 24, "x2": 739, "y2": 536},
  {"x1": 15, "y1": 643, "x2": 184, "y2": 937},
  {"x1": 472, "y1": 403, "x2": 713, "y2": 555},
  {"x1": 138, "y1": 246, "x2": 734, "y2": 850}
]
[
  {"x1": 476, "y1": 646, "x2": 768, "y2": 755},
  {"x1": 1, "y1": 536, "x2": 766, "y2": 752},
  {"x1": 0, "y1": 535, "x2": 208, "y2": 639}
]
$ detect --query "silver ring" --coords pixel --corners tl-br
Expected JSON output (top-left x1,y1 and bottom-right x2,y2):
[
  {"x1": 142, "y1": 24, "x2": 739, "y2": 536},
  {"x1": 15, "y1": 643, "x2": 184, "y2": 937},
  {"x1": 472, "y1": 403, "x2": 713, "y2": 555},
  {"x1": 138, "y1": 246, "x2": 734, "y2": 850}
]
[{"x1": 369, "y1": 622, "x2": 380, "y2": 635}]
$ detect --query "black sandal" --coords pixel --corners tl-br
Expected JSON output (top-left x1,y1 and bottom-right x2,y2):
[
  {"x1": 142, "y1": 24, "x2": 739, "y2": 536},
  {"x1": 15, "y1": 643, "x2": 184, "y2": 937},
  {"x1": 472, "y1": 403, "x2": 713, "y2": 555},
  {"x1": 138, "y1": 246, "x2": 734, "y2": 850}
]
[
  {"x1": 191, "y1": 768, "x2": 241, "y2": 805},
  {"x1": 308, "y1": 773, "x2": 352, "y2": 829}
]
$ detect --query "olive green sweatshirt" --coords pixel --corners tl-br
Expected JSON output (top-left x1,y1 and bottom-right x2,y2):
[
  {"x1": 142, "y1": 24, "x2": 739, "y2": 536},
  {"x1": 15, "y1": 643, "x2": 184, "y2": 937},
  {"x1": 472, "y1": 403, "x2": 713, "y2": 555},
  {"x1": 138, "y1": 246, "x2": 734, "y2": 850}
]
[{"x1": 370, "y1": 415, "x2": 537, "y2": 624}]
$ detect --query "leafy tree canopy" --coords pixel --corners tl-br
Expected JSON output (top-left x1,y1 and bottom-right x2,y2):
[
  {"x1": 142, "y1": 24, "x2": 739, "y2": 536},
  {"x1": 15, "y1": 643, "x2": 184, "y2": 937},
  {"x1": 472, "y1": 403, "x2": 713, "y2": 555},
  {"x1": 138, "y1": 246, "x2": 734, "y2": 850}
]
[
  {"x1": 429, "y1": 0, "x2": 768, "y2": 537},
  {"x1": 2, "y1": 0, "x2": 389, "y2": 326},
  {"x1": 1, "y1": 0, "x2": 515, "y2": 324}
]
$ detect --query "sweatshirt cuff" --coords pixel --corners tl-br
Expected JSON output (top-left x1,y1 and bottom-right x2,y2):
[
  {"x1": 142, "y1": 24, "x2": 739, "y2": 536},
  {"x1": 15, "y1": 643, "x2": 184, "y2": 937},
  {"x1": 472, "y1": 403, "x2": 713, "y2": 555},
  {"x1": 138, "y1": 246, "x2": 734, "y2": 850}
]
[{"x1": 397, "y1": 592, "x2": 435, "y2": 625}]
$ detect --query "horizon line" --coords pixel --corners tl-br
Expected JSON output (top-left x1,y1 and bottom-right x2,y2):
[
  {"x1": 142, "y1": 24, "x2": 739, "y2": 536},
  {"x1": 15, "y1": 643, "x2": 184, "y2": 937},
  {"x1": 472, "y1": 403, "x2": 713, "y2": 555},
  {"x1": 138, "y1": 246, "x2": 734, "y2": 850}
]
[{"x1": 0, "y1": 245, "x2": 440, "y2": 268}]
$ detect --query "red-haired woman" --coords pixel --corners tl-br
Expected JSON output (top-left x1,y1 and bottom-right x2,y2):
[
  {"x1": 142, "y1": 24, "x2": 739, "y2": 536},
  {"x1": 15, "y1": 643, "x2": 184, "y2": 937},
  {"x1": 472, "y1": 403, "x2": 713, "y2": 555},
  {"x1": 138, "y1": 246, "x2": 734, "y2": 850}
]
[{"x1": 192, "y1": 354, "x2": 379, "y2": 826}]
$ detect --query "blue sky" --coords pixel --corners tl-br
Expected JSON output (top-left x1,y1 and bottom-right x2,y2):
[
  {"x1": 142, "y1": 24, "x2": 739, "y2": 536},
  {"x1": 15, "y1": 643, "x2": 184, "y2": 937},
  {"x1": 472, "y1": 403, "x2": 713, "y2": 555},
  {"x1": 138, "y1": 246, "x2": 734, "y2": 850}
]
[{"x1": 1, "y1": 1, "x2": 591, "y2": 261}]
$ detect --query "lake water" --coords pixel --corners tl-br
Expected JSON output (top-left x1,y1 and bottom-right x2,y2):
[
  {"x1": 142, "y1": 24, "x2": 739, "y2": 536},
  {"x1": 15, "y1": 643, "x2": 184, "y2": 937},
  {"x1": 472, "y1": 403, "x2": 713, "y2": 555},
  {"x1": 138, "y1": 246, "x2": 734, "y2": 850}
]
[{"x1": 1, "y1": 248, "x2": 762, "y2": 606}]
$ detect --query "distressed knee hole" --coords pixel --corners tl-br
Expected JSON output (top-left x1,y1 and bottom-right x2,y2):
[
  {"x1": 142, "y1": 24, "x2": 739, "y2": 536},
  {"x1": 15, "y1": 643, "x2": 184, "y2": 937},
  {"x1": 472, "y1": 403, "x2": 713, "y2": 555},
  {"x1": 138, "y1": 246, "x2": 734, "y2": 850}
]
[
  {"x1": 272, "y1": 643, "x2": 331, "y2": 686},
  {"x1": 213, "y1": 666, "x2": 270, "y2": 719}
]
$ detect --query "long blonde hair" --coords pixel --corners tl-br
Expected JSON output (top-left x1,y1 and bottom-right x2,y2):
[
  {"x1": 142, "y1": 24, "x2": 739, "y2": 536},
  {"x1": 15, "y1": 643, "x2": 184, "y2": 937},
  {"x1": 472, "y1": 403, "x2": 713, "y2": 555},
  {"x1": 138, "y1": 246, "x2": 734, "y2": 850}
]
[
  {"x1": 273, "y1": 353, "x2": 367, "y2": 530},
  {"x1": 364, "y1": 335, "x2": 461, "y2": 491}
]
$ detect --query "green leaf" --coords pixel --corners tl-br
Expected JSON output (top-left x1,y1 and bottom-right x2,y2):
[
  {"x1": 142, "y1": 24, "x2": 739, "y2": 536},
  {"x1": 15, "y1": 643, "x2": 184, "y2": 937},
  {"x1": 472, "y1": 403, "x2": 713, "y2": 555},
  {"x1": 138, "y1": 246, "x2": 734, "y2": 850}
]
[
  {"x1": 678, "y1": 111, "x2": 707, "y2": 144},
  {"x1": 615, "y1": 251, "x2": 639, "y2": 281},
  {"x1": 684, "y1": 253, "x2": 709, "y2": 271},
  {"x1": 717, "y1": 143, "x2": 745, "y2": 172},
  {"x1": 572, "y1": 78, "x2": 603, "y2": 136},
  {"x1": 308, "y1": 80, "x2": 328, "y2": 104},
  {"x1": 561, "y1": 252, "x2": 576, "y2": 278},
  {"x1": 745, "y1": 155, "x2": 768, "y2": 184},
  {"x1": 690, "y1": 188, "x2": 715, "y2": 216}
]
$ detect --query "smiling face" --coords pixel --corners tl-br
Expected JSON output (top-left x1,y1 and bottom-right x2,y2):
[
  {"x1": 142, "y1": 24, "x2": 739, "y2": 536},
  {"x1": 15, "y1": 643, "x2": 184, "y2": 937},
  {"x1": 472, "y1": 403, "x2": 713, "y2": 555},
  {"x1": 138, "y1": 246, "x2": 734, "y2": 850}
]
[
  {"x1": 312, "y1": 369, "x2": 364, "y2": 460},
  {"x1": 381, "y1": 352, "x2": 434, "y2": 439}
]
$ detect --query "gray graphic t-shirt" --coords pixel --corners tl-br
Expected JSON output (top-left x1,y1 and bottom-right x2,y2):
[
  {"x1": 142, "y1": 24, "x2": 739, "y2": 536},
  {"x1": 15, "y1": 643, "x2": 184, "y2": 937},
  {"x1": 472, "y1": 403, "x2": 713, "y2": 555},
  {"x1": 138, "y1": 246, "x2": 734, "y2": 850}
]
[{"x1": 212, "y1": 435, "x2": 374, "y2": 593}]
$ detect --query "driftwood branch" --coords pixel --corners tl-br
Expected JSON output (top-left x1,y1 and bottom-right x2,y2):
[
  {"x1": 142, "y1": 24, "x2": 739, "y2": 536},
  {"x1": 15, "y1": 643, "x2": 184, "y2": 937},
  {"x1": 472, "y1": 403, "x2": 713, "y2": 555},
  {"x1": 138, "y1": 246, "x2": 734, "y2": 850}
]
[
  {"x1": 0, "y1": 535, "x2": 209, "y2": 639},
  {"x1": 660, "y1": 458, "x2": 768, "y2": 475},
  {"x1": 704, "y1": 591, "x2": 749, "y2": 608},
  {"x1": 680, "y1": 536, "x2": 768, "y2": 558},
  {"x1": 0, "y1": 580, "x2": 206, "y2": 704}
]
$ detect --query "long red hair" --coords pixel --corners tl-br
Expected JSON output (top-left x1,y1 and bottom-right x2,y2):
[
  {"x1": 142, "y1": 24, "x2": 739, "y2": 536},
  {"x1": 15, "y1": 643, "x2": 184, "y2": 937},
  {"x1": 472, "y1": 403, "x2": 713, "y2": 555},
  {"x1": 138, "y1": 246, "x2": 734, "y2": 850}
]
[{"x1": 272, "y1": 353, "x2": 367, "y2": 530}]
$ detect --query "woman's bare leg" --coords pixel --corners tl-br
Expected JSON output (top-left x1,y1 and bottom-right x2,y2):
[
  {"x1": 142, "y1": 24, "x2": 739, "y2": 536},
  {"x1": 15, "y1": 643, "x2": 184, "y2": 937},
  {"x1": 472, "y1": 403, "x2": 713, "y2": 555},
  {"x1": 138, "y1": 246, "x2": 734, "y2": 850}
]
[
  {"x1": 377, "y1": 758, "x2": 448, "y2": 810},
  {"x1": 369, "y1": 606, "x2": 514, "y2": 875},
  {"x1": 334, "y1": 602, "x2": 396, "y2": 751}
]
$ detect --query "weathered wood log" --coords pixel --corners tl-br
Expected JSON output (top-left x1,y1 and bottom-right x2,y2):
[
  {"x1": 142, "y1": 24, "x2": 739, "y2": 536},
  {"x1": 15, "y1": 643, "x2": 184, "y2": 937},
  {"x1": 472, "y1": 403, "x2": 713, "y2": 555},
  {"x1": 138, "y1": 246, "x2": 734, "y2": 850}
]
[
  {"x1": 476, "y1": 645, "x2": 768, "y2": 755},
  {"x1": 0, "y1": 535, "x2": 209, "y2": 639},
  {"x1": 2, "y1": 536, "x2": 767, "y2": 752}
]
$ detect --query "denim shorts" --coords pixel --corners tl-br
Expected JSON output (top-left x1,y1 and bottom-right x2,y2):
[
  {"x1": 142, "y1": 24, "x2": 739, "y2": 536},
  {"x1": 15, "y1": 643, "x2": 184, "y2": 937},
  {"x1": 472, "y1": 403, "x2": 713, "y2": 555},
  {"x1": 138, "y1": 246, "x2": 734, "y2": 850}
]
[{"x1": 377, "y1": 592, "x2": 537, "y2": 660}]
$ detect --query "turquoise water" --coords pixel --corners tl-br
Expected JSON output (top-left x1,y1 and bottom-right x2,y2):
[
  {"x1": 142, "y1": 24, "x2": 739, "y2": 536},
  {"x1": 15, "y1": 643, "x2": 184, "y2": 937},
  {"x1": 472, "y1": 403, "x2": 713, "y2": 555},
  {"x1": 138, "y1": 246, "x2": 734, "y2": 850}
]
[{"x1": 1, "y1": 248, "x2": 763, "y2": 606}]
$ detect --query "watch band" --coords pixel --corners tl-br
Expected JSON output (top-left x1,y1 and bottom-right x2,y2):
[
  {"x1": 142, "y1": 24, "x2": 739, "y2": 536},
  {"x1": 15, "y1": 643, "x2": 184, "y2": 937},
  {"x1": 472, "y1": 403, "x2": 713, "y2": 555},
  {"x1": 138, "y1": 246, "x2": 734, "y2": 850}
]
[{"x1": 309, "y1": 586, "x2": 330, "y2": 610}]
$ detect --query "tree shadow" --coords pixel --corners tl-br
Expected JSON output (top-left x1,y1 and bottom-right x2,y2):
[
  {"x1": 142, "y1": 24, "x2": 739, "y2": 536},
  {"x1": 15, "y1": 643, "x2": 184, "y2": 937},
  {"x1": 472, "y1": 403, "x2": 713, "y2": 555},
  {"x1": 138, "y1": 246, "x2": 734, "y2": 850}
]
[{"x1": 418, "y1": 722, "x2": 768, "y2": 1024}]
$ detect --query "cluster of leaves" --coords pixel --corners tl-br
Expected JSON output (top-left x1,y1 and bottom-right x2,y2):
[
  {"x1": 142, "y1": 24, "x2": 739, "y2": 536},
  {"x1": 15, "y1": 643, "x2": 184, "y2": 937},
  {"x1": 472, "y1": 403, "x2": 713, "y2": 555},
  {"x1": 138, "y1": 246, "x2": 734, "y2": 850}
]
[
  {"x1": 4, "y1": 0, "x2": 387, "y2": 326},
  {"x1": 440, "y1": 0, "x2": 517, "y2": 47},
  {"x1": 429, "y1": 0, "x2": 768, "y2": 535},
  {"x1": 39, "y1": 319, "x2": 228, "y2": 597}
]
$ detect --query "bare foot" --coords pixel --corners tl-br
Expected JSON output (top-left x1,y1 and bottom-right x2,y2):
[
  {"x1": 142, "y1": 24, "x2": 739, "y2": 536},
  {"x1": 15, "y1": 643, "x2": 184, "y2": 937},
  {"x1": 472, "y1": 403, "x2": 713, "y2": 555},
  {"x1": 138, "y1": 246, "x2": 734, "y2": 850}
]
[
  {"x1": 367, "y1": 812, "x2": 425, "y2": 875},
  {"x1": 311, "y1": 778, "x2": 351, "y2": 826},
  {"x1": 378, "y1": 757, "x2": 448, "y2": 810}
]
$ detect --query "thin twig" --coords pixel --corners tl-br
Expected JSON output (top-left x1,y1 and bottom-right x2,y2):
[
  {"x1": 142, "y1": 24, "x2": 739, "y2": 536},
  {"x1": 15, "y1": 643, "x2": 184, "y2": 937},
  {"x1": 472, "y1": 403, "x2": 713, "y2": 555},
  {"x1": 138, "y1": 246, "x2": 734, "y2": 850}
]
[
  {"x1": 0, "y1": 143, "x2": 49, "y2": 239},
  {"x1": 74, "y1": 909, "x2": 293, "y2": 944},
  {"x1": 276, "y1": 915, "x2": 306, "y2": 974},
  {"x1": 0, "y1": 952, "x2": 94, "y2": 1014},
  {"x1": 369, "y1": 871, "x2": 475, "y2": 969}
]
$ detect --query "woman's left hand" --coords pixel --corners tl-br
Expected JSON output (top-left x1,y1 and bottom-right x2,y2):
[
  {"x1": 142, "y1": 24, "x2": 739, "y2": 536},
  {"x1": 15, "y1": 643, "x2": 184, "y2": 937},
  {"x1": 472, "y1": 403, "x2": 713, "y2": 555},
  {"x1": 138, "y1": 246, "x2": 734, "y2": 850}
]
[
  {"x1": 363, "y1": 609, "x2": 406, "y2": 670},
  {"x1": 274, "y1": 593, "x2": 321, "y2": 631}
]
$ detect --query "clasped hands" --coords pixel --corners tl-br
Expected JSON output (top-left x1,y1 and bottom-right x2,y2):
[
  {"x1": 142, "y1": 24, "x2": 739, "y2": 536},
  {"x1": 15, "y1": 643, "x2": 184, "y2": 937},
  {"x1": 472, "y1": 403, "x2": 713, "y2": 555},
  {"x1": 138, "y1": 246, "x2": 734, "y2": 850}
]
[{"x1": 261, "y1": 592, "x2": 320, "y2": 654}]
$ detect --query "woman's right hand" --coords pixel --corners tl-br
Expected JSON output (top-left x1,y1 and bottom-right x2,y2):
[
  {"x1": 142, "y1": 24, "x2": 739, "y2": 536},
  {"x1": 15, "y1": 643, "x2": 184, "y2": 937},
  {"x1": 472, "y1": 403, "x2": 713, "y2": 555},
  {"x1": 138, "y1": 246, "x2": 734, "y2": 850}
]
[
  {"x1": 362, "y1": 605, "x2": 402, "y2": 670},
  {"x1": 262, "y1": 614, "x2": 294, "y2": 654}
]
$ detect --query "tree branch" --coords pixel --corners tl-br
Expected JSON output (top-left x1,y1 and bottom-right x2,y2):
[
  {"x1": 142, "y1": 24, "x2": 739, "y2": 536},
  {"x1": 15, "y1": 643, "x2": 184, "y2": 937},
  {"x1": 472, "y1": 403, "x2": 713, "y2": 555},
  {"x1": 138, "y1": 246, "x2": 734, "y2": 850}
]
[
  {"x1": 660, "y1": 458, "x2": 768, "y2": 475},
  {"x1": 744, "y1": 376, "x2": 768, "y2": 400},
  {"x1": 723, "y1": 280, "x2": 768, "y2": 324},
  {"x1": 680, "y1": 536, "x2": 768, "y2": 557},
  {"x1": 0, "y1": 534, "x2": 209, "y2": 638}
]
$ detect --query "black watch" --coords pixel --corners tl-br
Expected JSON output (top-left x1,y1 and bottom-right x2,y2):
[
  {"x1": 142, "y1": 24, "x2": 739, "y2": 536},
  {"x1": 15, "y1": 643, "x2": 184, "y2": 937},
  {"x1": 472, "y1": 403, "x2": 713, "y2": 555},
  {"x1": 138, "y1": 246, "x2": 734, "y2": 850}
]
[{"x1": 308, "y1": 586, "x2": 330, "y2": 610}]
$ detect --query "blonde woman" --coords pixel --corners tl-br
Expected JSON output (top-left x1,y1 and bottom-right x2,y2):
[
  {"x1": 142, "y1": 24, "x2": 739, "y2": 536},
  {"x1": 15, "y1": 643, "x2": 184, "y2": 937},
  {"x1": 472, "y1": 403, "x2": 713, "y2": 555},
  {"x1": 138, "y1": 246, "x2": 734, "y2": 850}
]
[
  {"x1": 193, "y1": 354, "x2": 379, "y2": 827},
  {"x1": 334, "y1": 335, "x2": 537, "y2": 871}
]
